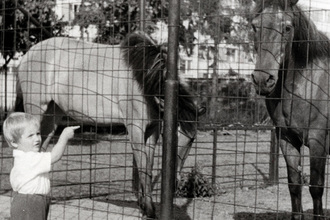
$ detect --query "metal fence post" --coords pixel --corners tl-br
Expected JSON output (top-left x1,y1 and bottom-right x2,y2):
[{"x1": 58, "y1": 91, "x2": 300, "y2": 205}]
[
  {"x1": 269, "y1": 129, "x2": 279, "y2": 184},
  {"x1": 212, "y1": 127, "x2": 217, "y2": 186},
  {"x1": 160, "y1": 0, "x2": 180, "y2": 219}
]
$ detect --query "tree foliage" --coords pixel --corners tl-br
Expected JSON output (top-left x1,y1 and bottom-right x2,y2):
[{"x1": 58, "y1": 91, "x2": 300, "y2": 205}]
[
  {"x1": 181, "y1": 0, "x2": 255, "y2": 56},
  {"x1": 74, "y1": 0, "x2": 169, "y2": 45},
  {"x1": 187, "y1": 0, "x2": 232, "y2": 41},
  {"x1": 73, "y1": 0, "x2": 195, "y2": 52},
  {"x1": 179, "y1": 0, "x2": 255, "y2": 123},
  {"x1": 0, "y1": 0, "x2": 65, "y2": 62}
]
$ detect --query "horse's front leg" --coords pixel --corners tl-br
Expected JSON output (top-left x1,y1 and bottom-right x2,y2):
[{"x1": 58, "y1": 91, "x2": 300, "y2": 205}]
[
  {"x1": 40, "y1": 102, "x2": 65, "y2": 151},
  {"x1": 280, "y1": 139, "x2": 304, "y2": 220},
  {"x1": 24, "y1": 101, "x2": 61, "y2": 151},
  {"x1": 177, "y1": 129, "x2": 195, "y2": 179},
  {"x1": 128, "y1": 123, "x2": 157, "y2": 219},
  {"x1": 308, "y1": 132, "x2": 327, "y2": 220}
]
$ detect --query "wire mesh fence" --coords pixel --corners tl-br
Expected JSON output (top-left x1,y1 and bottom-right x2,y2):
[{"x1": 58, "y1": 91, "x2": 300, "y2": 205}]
[
  {"x1": 0, "y1": 0, "x2": 330, "y2": 219},
  {"x1": 1, "y1": 125, "x2": 282, "y2": 219}
]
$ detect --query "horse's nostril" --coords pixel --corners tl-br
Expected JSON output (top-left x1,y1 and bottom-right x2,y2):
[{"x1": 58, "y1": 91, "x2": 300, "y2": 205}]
[
  {"x1": 251, "y1": 74, "x2": 257, "y2": 84},
  {"x1": 267, "y1": 75, "x2": 273, "y2": 82},
  {"x1": 266, "y1": 75, "x2": 275, "y2": 85}
]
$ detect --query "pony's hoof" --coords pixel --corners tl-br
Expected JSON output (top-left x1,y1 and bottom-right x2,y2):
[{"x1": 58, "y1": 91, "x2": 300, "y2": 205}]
[
  {"x1": 141, "y1": 208, "x2": 157, "y2": 219},
  {"x1": 142, "y1": 214, "x2": 158, "y2": 220},
  {"x1": 138, "y1": 197, "x2": 156, "y2": 219},
  {"x1": 291, "y1": 214, "x2": 304, "y2": 220}
]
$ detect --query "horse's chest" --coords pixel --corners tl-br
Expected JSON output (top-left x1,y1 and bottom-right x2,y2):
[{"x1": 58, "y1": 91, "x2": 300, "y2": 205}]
[{"x1": 270, "y1": 91, "x2": 328, "y2": 136}]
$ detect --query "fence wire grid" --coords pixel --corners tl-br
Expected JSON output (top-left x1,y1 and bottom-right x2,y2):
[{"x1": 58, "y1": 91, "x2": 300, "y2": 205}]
[{"x1": 0, "y1": 0, "x2": 330, "y2": 220}]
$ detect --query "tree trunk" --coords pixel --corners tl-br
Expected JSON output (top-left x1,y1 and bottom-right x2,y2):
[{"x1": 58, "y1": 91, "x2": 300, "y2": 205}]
[
  {"x1": 80, "y1": 26, "x2": 84, "y2": 40},
  {"x1": 209, "y1": 40, "x2": 219, "y2": 124}
]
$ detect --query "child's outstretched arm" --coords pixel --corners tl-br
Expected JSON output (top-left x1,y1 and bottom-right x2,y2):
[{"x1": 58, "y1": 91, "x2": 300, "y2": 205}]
[
  {"x1": 41, "y1": 130, "x2": 55, "y2": 152},
  {"x1": 51, "y1": 126, "x2": 80, "y2": 164}
]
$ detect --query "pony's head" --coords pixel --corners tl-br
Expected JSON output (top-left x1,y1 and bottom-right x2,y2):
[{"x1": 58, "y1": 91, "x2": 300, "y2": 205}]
[
  {"x1": 251, "y1": 0, "x2": 330, "y2": 96},
  {"x1": 251, "y1": 0, "x2": 298, "y2": 95}
]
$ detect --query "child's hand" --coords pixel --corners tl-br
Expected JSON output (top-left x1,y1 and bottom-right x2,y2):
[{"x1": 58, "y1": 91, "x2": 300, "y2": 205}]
[
  {"x1": 60, "y1": 126, "x2": 80, "y2": 140},
  {"x1": 51, "y1": 126, "x2": 80, "y2": 164}
]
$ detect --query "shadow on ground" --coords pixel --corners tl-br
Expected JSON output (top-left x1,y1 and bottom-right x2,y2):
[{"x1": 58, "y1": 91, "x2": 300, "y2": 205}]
[
  {"x1": 54, "y1": 124, "x2": 128, "y2": 145},
  {"x1": 102, "y1": 198, "x2": 194, "y2": 220},
  {"x1": 234, "y1": 209, "x2": 330, "y2": 220}
]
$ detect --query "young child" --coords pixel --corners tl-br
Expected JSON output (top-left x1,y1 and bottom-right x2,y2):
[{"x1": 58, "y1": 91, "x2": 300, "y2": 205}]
[{"x1": 3, "y1": 112, "x2": 80, "y2": 220}]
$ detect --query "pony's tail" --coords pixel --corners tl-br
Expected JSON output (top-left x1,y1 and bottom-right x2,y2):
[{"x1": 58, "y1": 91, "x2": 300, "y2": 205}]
[{"x1": 121, "y1": 31, "x2": 201, "y2": 137}]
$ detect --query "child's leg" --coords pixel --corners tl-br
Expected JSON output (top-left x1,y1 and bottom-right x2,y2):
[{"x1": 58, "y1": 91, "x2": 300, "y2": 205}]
[{"x1": 11, "y1": 192, "x2": 50, "y2": 220}]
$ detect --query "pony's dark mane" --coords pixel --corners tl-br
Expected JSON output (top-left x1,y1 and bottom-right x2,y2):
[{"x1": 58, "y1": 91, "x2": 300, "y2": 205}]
[
  {"x1": 254, "y1": 0, "x2": 330, "y2": 65},
  {"x1": 121, "y1": 31, "x2": 198, "y2": 136}
]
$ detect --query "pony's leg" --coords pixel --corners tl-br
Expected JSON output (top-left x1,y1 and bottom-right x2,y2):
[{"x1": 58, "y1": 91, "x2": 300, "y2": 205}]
[
  {"x1": 40, "y1": 102, "x2": 65, "y2": 151},
  {"x1": 24, "y1": 101, "x2": 50, "y2": 151},
  {"x1": 280, "y1": 139, "x2": 304, "y2": 220},
  {"x1": 128, "y1": 122, "x2": 157, "y2": 219},
  {"x1": 14, "y1": 95, "x2": 24, "y2": 112},
  {"x1": 132, "y1": 123, "x2": 160, "y2": 196},
  {"x1": 176, "y1": 132, "x2": 194, "y2": 179},
  {"x1": 308, "y1": 133, "x2": 327, "y2": 220},
  {"x1": 132, "y1": 156, "x2": 139, "y2": 196}
]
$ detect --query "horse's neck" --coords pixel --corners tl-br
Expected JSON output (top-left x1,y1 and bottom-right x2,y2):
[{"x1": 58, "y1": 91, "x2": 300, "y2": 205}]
[
  {"x1": 265, "y1": 61, "x2": 297, "y2": 127},
  {"x1": 279, "y1": 56, "x2": 329, "y2": 101},
  {"x1": 268, "y1": 62, "x2": 288, "y2": 99},
  {"x1": 281, "y1": 55, "x2": 301, "y2": 92},
  {"x1": 269, "y1": 58, "x2": 297, "y2": 99}
]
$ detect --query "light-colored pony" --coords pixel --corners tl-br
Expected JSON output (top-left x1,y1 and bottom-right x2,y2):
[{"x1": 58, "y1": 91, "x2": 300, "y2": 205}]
[{"x1": 16, "y1": 32, "x2": 201, "y2": 218}]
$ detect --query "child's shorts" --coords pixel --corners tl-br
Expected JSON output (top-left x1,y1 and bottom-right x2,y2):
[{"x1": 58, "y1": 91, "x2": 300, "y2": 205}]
[{"x1": 10, "y1": 192, "x2": 51, "y2": 220}]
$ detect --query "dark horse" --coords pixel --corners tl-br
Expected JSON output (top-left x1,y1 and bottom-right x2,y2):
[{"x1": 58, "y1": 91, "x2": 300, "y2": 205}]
[
  {"x1": 15, "y1": 32, "x2": 202, "y2": 219},
  {"x1": 251, "y1": 0, "x2": 330, "y2": 219}
]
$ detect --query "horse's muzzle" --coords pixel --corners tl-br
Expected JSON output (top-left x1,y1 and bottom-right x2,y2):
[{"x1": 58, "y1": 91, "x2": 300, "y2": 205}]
[{"x1": 251, "y1": 71, "x2": 276, "y2": 96}]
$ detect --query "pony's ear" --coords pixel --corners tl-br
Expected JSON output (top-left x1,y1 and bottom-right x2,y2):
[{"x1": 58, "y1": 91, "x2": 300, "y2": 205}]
[{"x1": 290, "y1": 0, "x2": 299, "y2": 6}]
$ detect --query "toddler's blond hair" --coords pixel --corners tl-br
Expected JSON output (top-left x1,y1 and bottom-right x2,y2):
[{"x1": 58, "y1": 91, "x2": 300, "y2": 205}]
[{"x1": 3, "y1": 112, "x2": 39, "y2": 146}]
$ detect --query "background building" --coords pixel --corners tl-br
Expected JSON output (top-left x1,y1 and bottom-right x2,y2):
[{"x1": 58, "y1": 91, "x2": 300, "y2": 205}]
[{"x1": 2, "y1": 0, "x2": 330, "y2": 75}]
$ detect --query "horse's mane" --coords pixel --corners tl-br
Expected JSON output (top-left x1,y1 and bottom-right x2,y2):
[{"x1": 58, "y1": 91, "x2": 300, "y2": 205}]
[
  {"x1": 253, "y1": 0, "x2": 330, "y2": 65},
  {"x1": 121, "y1": 31, "x2": 198, "y2": 136}
]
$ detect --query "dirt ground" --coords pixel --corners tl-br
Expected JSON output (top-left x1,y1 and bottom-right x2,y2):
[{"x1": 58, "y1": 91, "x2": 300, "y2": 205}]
[{"x1": 2, "y1": 129, "x2": 330, "y2": 219}]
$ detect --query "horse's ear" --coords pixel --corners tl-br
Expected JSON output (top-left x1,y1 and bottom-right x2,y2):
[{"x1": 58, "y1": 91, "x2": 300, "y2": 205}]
[{"x1": 290, "y1": 0, "x2": 299, "y2": 6}]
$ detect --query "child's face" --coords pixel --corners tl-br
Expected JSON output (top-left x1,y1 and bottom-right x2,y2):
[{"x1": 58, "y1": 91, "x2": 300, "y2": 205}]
[{"x1": 12, "y1": 123, "x2": 42, "y2": 152}]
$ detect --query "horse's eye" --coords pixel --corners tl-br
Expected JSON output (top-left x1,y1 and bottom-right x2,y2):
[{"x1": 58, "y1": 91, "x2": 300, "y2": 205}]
[{"x1": 285, "y1": 25, "x2": 292, "y2": 32}]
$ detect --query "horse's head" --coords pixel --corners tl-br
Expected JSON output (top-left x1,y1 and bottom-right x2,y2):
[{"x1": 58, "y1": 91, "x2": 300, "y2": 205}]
[
  {"x1": 176, "y1": 106, "x2": 206, "y2": 175},
  {"x1": 178, "y1": 106, "x2": 206, "y2": 146},
  {"x1": 251, "y1": 0, "x2": 298, "y2": 96}
]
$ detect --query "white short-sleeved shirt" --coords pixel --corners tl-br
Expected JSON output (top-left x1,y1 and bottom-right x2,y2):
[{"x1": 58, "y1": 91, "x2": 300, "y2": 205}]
[{"x1": 10, "y1": 149, "x2": 52, "y2": 195}]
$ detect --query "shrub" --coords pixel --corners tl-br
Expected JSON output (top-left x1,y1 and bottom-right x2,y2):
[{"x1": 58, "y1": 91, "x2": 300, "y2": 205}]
[
  {"x1": 176, "y1": 166, "x2": 214, "y2": 198},
  {"x1": 187, "y1": 76, "x2": 269, "y2": 128}
]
